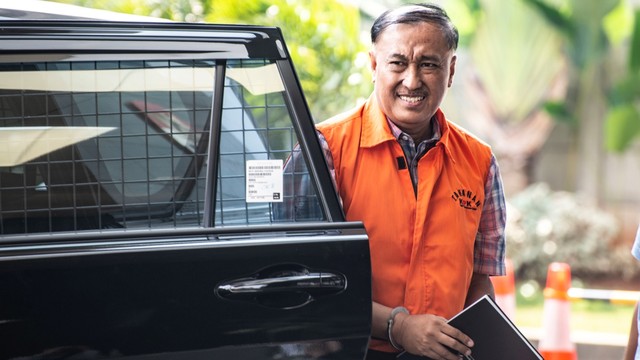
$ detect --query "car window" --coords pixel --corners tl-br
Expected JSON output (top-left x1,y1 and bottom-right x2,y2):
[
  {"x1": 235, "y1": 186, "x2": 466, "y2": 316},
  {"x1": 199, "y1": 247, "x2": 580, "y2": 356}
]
[
  {"x1": 219, "y1": 59, "x2": 326, "y2": 225},
  {"x1": 0, "y1": 58, "x2": 324, "y2": 235}
]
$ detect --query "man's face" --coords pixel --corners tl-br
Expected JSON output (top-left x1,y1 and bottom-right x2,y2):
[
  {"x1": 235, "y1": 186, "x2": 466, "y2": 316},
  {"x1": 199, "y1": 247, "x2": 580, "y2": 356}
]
[{"x1": 370, "y1": 22, "x2": 456, "y2": 137}]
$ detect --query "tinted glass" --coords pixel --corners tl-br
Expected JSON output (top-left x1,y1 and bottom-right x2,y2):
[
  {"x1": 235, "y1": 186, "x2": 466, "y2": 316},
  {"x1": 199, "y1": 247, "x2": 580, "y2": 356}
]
[
  {"x1": 0, "y1": 59, "x2": 324, "y2": 235},
  {"x1": 216, "y1": 60, "x2": 324, "y2": 225}
]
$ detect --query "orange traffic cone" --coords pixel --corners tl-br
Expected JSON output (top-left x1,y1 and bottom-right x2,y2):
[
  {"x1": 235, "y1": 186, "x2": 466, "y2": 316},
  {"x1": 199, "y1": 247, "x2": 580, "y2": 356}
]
[
  {"x1": 491, "y1": 258, "x2": 516, "y2": 319},
  {"x1": 538, "y1": 262, "x2": 577, "y2": 360}
]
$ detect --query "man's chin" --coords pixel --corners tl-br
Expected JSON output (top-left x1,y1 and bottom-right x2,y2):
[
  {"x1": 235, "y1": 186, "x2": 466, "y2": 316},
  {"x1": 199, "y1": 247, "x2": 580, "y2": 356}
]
[{"x1": 393, "y1": 108, "x2": 432, "y2": 122}]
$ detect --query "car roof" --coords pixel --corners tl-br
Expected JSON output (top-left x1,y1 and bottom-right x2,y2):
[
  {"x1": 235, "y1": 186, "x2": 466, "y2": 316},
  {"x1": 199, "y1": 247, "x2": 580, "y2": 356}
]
[
  {"x1": 0, "y1": 1, "x2": 288, "y2": 62},
  {"x1": 0, "y1": 0, "x2": 171, "y2": 21}
]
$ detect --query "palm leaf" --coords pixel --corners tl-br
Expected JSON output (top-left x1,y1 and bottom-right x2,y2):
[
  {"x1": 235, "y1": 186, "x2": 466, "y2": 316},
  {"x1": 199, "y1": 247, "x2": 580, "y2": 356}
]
[
  {"x1": 604, "y1": 105, "x2": 640, "y2": 152},
  {"x1": 521, "y1": 0, "x2": 575, "y2": 38},
  {"x1": 630, "y1": 9, "x2": 640, "y2": 72},
  {"x1": 470, "y1": 0, "x2": 564, "y2": 125}
]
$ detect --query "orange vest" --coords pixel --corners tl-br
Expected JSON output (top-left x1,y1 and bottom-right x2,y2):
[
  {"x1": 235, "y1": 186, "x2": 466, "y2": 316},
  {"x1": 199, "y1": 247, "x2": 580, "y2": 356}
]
[{"x1": 317, "y1": 97, "x2": 492, "y2": 352}]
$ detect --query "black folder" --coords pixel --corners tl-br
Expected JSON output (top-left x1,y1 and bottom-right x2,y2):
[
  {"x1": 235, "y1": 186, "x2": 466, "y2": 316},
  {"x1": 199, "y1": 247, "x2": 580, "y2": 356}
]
[{"x1": 399, "y1": 295, "x2": 543, "y2": 360}]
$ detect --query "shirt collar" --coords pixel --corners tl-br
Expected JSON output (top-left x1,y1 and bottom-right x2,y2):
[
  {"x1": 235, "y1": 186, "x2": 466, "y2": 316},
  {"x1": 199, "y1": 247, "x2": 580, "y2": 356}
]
[
  {"x1": 386, "y1": 115, "x2": 441, "y2": 144},
  {"x1": 361, "y1": 96, "x2": 455, "y2": 161}
]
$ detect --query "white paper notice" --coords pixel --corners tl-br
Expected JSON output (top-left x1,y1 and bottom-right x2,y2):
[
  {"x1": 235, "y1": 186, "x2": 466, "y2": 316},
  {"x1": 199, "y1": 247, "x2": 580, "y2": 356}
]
[{"x1": 246, "y1": 159, "x2": 283, "y2": 203}]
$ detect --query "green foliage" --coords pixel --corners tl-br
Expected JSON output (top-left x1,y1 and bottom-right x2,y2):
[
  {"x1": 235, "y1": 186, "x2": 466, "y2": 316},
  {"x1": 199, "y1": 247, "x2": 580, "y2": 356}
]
[
  {"x1": 205, "y1": 0, "x2": 372, "y2": 122},
  {"x1": 468, "y1": 0, "x2": 564, "y2": 125},
  {"x1": 631, "y1": 10, "x2": 640, "y2": 72},
  {"x1": 505, "y1": 183, "x2": 637, "y2": 282},
  {"x1": 521, "y1": 0, "x2": 575, "y2": 38},
  {"x1": 608, "y1": 73, "x2": 640, "y2": 106},
  {"x1": 441, "y1": 0, "x2": 482, "y2": 48},
  {"x1": 523, "y1": 0, "x2": 618, "y2": 69},
  {"x1": 56, "y1": 0, "x2": 372, "y2": 122},
  {"x1": 605, "y1": 104, "x2": 640, "y2": 152},
  {"x1": 603, "y1": 2, "x2": 634, "y2": 47},
  {"x1": 524, "y1": 0, "x2": 640, "y2": 153},
  {"x1": 543, "y1": 100, "x2": 576, "y2": 127},
  {"x1": 604, "y1": 10, "x2": 640, "y2": 152}
]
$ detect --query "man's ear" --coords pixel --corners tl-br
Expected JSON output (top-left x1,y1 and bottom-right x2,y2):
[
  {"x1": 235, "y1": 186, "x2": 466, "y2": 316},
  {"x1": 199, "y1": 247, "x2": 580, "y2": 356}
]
[
  {"x1": 448, "y1": 54, "x2": 457, "y2": 88},
  {"x1": 369, "y1": 50, "x2": 377, "y2": 83}
]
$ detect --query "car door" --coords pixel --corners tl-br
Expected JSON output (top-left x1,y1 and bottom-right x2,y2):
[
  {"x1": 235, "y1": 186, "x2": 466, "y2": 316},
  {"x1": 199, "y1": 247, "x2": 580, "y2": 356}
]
[{"x1": 0, "y1": 21, "x2": 371, "y2": 360}]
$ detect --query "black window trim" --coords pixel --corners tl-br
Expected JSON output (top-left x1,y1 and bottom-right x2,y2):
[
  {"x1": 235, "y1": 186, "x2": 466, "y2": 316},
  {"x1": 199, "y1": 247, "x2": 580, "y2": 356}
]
[
  {"x1": 276, "y1": 58, "x2": 345, "y2": 222},
  {"x1": 0, "y1": 21, "x2": 288, "y2": 61},
  {"x1": 0, "y1": 221, "x2": 367, "y2": 250},
  {"x1": 203, "y1": 61, "x2": 226, "y2": 227}
]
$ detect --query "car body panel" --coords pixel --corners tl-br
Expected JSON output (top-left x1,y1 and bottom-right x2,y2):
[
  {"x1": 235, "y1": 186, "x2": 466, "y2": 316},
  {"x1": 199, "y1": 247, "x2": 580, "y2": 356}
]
[{"x1": 1, "y1": 224, "x2": 370, "y2": 359}]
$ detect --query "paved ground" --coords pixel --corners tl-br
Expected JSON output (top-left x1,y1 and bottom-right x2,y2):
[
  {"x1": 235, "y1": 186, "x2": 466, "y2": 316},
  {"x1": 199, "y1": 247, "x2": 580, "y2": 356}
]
[
  {"x1": 576, "y1": 343, "x2": 625, "y2": 360},
  {"x1": 525, "y1": 328, "x2": 628, "y2": 359}
]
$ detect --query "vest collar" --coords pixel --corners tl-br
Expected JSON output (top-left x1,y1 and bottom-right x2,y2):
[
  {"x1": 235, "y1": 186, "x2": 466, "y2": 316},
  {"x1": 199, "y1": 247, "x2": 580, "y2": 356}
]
[
  {"x1": 360, "y1": 96, "x2": 396, "y2": 147},
  {"x1": 361, "y1": 96, "x2": 457, "y2": 163}
]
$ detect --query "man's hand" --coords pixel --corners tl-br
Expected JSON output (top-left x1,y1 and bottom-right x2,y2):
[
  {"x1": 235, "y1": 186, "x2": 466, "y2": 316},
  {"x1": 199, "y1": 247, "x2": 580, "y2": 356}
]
[{"x1": 393, "y1": 312, "x2": 473, "y2": 359}]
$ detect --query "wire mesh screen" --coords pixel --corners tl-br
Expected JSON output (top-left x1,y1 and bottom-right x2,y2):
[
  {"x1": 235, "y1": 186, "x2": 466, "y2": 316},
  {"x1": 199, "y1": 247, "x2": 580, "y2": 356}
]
[
  {"x1": 216, "y1": 60, "x2": 325, "y2": 226},
  {"x1": 0, "y1": 60, "x2": 211, "y2": 234},
  {"x1": 0, "y1": 58, "x2": 326, "y2": 235}
]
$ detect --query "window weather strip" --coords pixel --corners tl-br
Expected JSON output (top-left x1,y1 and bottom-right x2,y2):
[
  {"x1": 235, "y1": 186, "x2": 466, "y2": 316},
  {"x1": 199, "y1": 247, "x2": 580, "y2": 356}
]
[
  {"x1": 241, "y1": 74, "x2": 249, "y2": 224},
  {"x1": 275, "y1": 59, "x2": 344, "y2": 222},
  {"x1": 203, "y1": 61, "x2": 226, "y2": 228}
]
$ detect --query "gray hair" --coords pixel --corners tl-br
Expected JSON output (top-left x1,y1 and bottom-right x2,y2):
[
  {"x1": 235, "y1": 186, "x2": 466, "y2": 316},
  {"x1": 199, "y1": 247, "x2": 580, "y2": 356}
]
[{"x1": 371, "y1": 3, "x2": 459, "y2": 50}]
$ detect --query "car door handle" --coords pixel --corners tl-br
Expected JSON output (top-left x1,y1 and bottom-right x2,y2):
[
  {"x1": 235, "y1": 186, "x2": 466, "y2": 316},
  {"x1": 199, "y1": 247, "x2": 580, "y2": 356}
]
[
  {"x1": 215, "y1": 265, "x2": 347, "y2": 308},
  {"x1": 216, "y1": 272, "x2": 345, "y2": 297}
]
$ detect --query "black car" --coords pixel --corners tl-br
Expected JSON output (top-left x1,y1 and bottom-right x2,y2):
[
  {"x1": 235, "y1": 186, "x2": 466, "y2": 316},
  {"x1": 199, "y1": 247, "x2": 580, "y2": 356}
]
[{"x1": 0, "y1": 7, "x2": 372, "y2": 360}]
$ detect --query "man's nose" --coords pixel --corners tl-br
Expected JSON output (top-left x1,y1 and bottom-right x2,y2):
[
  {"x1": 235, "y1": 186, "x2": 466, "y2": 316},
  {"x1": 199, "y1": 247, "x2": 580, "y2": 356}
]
[{"x1": 402, "y1": 66, "x2": 422, "y2": 89}]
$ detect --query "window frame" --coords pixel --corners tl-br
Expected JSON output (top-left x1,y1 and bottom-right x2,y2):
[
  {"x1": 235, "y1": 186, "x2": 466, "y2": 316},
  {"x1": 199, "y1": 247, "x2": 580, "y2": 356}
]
[{"x1": 0, "y1": 21, "x2": 344, "y2": 239}]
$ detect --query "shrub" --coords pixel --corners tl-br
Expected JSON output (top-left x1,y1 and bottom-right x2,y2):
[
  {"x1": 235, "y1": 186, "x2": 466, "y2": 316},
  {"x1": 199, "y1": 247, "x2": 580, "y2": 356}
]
[{"x1": 506, "y1": 182, "x2": 638, "y2": 282}]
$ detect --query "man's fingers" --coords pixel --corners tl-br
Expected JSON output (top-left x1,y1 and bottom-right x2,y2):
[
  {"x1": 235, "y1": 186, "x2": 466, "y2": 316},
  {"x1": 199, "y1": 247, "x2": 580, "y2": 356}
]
[
  {"x1": 440, "y1": 326, "x2": 473, "y2": 357},
  {"x1": 442, "y1": 324, "x2": 474, "y2": 347},
  {"x1": 426, "y1": 342, "x2": 468, "y2": 360},
  {"x1": 401, "y1": 314, "x2": 475, "y2": 359}
]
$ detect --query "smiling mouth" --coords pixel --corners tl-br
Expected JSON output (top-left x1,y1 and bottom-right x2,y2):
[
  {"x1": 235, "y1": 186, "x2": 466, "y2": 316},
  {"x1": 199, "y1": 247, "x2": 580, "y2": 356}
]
[{"x1": 398, "y1": 95, "x2": 425, "y2": 104}]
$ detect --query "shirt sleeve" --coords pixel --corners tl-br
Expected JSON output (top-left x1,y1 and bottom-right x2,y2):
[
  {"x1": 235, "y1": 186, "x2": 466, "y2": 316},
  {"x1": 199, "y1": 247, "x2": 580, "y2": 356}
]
[
  {"x1": 272, "y1": 131, "x2": 337, "y2": 222},
  {"x1": 317, "y1": 131, "x2": 338, "y2": 190},
  {"x1": 473, "y1": 154, "x2": 507, "y2": 276}
]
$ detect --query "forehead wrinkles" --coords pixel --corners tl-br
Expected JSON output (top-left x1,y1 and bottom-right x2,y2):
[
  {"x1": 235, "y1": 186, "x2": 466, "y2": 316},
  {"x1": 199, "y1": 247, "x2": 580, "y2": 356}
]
[
  {"x1": 373, "y1": 23, "x2": 449, "y2": 59},
  {"x1": 375, "y1": 40, "x2": 444, "y2": 64}
]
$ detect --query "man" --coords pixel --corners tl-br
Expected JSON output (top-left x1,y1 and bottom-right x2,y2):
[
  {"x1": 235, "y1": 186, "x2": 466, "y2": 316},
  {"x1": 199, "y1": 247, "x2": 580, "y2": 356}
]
[
  {"x1": 623, "y1": 224, "x2": 640, "y2": 360},
  {"x1": 281, "y1": 3, "x2": 507, "y2": 359}
]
